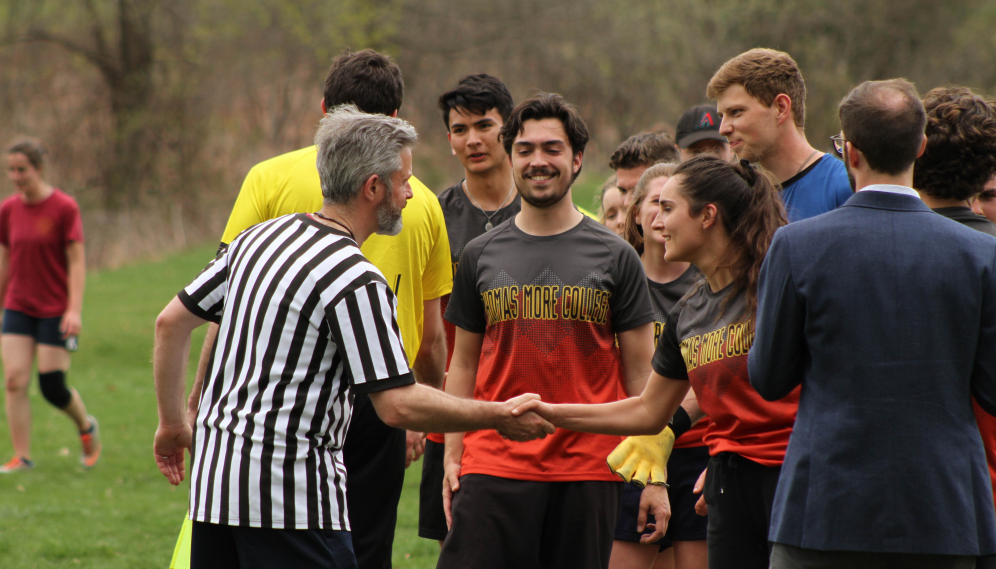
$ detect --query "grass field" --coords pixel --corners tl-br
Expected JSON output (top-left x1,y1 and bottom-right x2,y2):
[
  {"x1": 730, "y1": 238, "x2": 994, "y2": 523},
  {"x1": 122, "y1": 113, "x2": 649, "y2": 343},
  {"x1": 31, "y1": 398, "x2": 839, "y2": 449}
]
[{"x1": 0, "y1": 243, "x2": 440, "y2": 568}]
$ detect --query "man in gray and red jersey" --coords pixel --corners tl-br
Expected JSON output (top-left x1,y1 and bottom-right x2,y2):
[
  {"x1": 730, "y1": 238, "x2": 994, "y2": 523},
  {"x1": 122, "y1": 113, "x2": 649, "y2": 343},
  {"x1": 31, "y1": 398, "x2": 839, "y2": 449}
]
[{"x1": 437, "y1": 93, "x2": 656, "y2": 569}]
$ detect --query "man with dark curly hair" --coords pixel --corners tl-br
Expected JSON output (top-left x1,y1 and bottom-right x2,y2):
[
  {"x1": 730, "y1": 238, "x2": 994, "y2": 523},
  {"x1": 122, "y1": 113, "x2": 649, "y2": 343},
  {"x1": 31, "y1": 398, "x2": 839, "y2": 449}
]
[
  {"x1": 914, "y1": 85, "x2": 996, "y2": 238},
  {"x1": 913, "y1": 85, "x2": 996, "y2": 569}
]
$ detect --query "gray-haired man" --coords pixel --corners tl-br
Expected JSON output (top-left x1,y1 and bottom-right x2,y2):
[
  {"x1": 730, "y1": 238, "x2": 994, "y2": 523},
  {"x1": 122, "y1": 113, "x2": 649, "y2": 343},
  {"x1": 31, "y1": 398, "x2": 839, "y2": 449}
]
[{"x1": 153, "y1": 105, "x2": 554, "y2": 568}]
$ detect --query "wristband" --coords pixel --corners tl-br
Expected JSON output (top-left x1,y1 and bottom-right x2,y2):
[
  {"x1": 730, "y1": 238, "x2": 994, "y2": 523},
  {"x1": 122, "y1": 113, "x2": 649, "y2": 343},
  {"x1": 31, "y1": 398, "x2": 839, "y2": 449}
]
[{"x1": 669, "y1": 406, "x2": 692, "y2": 439}]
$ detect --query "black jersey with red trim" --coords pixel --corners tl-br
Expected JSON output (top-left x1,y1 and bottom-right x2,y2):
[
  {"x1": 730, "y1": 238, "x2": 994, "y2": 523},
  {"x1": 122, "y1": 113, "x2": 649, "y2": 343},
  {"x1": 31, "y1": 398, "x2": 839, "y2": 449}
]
[
  {"x1": 445, "y1": 215, "x2": 654, "y2": 481},
  {"x1": 647, "y1": 266, "x2": 709, "y2": 449},
  {"x1": 653, "y1": 283, "x2": 798, "y2": 467},
  {"x1": 437, "y1": 181, "x2": 521, "y2": 368},
  {"x1": 430, "y1": 182, "x2": 522, "y2": 444}
]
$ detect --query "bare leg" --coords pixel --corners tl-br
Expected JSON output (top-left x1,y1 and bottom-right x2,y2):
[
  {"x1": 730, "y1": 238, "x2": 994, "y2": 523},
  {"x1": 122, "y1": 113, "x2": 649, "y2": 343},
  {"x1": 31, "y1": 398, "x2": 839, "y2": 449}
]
[
  {"x1": 2, "y1": 334, "x2": 36, "y2": 459},
  {"x1": 652, "y1": 547, "x2": 675, "y2": 569},
  {"x1": 37, "y1": 345, "x2": 90, "y2": 431},
  {"x1": 609, "y1": 540, "x2": 674, "y2": 569},
  {"x1": 672, "y1": 540, "x2": 707, "y2": 569}
]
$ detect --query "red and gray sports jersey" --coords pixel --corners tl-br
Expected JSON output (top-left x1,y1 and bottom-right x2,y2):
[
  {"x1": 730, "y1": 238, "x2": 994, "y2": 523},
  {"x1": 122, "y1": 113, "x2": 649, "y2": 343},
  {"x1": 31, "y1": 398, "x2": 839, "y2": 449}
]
[
  {"x1": 652, "y1": 284, "x2": 798, "y2": 466},
  {"x1": 647, "y1": 266, "x2": 710, "y2": 449},
  {"x1": 429, "y1": 182, "x2": 522, "y2": 444},
  {"x1": 446, "y1": 215, "x2": 654, "y2": 481}
]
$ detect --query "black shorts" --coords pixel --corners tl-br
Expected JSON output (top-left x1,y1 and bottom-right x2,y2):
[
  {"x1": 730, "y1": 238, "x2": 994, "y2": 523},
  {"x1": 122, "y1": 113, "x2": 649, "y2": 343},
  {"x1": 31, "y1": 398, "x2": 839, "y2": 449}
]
[
  {"x1": 189, "y1": 521, "x2": 357, "y2": 569},
  {"x1": 342, "y1": 392, "x2": 406, "y2": 569},
  {"x1": 437, "y1": 474, "x2": 622, "y2": 569},
  {"x1": 417, "y1": 440, "x2": 448, "y2": 540},
  {"x1": 2, "y1": 309, "x2": 66, "y2": 348},
  {"x1": 614, "y1": 445, "x2": 710, "y2": 549},
  {"x1": 704, "y1": 452, "x2": 781, "y2": 569}
]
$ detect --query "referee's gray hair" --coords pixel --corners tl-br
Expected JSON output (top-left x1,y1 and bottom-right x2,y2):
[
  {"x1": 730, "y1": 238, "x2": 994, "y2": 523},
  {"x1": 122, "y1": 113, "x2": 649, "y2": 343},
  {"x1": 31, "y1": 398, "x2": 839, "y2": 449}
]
[{"x1": 314, "y1": 104, "x2": 419, "y2": 205}]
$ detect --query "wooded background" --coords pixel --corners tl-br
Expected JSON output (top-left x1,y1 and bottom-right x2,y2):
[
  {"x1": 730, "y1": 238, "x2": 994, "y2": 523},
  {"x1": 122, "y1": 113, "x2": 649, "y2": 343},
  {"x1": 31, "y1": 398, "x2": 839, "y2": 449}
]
[{"x1": 3, "y1": 0, "x2": 995, "y2": 266}]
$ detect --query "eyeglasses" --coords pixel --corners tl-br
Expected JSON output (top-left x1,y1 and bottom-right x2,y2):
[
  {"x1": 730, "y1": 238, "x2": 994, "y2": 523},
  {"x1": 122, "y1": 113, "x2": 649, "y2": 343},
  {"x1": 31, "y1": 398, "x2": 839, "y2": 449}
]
[{"x1": 830, "y1": 135, "x2": 847, "y2": 155}]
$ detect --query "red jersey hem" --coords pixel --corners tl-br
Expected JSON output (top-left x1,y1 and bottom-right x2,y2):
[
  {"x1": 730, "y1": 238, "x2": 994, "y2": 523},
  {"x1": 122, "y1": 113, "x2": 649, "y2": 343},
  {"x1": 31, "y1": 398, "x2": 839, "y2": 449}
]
[
  {"x1": 705, "y1": 441, "x2": 786, "y2": 468},
  {"x1": 461, "y1": 465, "x2": 621, "y2": 482}
]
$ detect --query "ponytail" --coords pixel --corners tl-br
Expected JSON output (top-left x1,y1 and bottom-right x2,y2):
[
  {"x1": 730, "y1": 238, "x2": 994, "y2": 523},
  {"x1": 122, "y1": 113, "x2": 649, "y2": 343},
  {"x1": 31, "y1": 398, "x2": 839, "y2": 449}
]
[{"x1": 673, "y1": 156, "x2": 786, "y2": 322}]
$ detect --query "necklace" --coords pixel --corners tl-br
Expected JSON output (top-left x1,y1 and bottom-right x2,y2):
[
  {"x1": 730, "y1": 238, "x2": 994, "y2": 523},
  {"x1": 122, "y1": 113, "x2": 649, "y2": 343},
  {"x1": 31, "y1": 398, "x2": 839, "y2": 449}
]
[
  {"x1": 463, "y1": 179, "x2": 515, "y2": 231},
  {"x1": 312, "y1": 210, "x2": 355, "y2": 240},
  {"x1": 795, "y1": 150, "x2": 820, "y2": 176}
]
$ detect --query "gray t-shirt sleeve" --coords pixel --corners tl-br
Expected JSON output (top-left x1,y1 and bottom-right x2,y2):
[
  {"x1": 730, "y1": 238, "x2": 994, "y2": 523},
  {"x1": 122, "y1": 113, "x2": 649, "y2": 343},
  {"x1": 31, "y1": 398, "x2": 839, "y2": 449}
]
[
  {"x1": 651, "y1": 303, "x2": 689, "y2": 380},
  {"x1": 609, "y1": 242, "x2": 655, "y2": 332}
]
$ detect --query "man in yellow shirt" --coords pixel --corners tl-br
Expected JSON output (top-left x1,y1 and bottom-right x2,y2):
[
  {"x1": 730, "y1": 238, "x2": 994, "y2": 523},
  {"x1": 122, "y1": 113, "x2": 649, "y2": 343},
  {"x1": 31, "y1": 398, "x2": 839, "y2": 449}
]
[{"x1": 177, "y1": 49, "x2": 451, "y2": 569}]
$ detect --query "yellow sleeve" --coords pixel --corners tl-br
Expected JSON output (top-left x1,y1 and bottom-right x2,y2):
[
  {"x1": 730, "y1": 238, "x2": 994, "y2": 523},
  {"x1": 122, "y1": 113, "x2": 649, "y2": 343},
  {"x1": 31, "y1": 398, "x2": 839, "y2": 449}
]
[
  {"x1": 421, "y1": 189, "x2": 453, "y2": 301},
  {"x1": 576, "y1": 204, "x2": 599, "y2": 220},
  {"x1": 221, "y1": 165, "x2": 270, "y2": 245}
]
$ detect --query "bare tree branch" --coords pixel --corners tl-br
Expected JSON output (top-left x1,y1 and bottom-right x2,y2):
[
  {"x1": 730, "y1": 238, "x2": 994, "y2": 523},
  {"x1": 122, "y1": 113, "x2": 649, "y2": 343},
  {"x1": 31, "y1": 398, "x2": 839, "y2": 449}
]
[
  {"x1": 80, "y1": 0, "x2": 111, "y2": 62},
  {"x1": 24, "y1": 28, "x2": 119, "y2": 79}
]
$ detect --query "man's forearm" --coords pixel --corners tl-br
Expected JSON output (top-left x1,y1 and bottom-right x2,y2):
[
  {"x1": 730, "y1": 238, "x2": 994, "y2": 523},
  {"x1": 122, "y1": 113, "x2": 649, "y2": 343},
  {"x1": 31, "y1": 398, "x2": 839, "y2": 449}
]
[
  {"x1": 412, "y1": 328, "x2": 446, "y2": 389},
  {"x1": 444, "y1": 431, "x2": 464, "y2": 468},
  {"x1": 370, "y1": 382, "x2": 502, "y2": 434},
  {"x1": 188, "y1": 323, "x2": 220, "y2": 417},
  {"x1": 155, "y1": 298, "x2": 207, "y2": 426},
  {"x1": 619, "y1": 323, "x2": 655, "y2": 397},
  {"x1": 155, "y1": 323, "x2": 194, "y2": 427}
]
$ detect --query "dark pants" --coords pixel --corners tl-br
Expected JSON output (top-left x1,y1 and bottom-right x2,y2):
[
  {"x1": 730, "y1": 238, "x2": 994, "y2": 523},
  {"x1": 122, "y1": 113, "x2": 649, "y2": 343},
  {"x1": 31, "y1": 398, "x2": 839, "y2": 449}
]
[
  {"x1": 417, "y1": 440, "x2": 448, "y2": 540},
  {"x1": 342, "y1": 392, "x2": 406, "y2": 569},
  {"x1": 189, "y1": 521, "x2": 357, "y2": 569},
  {"x1": 770, "y1": 543, "x2": 978, "y2": 569},
  {"x1": 704, "y1": 452, "x2": 780, "y2": 569},
  {"x1": 437, "y1": 474, "x2": 622, "y2": 569}
]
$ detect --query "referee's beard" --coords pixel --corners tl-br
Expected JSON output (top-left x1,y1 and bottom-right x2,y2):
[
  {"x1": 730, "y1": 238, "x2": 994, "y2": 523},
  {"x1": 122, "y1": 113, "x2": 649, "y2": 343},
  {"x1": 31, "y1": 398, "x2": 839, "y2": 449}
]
[{"x1": 375, "y1": 184, "x2": 404, "y2": 236}]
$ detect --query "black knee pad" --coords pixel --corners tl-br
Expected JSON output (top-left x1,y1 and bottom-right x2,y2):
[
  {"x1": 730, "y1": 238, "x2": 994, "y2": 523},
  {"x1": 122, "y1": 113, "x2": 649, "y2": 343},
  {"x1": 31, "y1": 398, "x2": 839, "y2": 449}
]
[{"x1": 39, "y1": 371, "x2": 72, "y2": 409}]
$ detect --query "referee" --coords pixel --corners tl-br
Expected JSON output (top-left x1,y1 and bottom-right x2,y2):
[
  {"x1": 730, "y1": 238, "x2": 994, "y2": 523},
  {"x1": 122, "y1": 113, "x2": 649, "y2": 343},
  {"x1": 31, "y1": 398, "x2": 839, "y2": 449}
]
[{"x1": 152, "y1": 105, "x2": 554, "y2": 568}]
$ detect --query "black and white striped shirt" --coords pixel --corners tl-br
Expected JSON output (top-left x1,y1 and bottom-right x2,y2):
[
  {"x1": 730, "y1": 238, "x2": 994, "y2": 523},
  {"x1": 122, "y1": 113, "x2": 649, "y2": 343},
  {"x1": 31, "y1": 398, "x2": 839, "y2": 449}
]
[{"x1": 178, "y1": 213, "x2": 414, "y2": 530}]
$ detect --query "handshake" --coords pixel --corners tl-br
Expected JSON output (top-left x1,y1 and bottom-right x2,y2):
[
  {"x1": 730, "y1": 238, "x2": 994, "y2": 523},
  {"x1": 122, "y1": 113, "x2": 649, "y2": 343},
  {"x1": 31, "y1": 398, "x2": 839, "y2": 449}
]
[{"x1": 493, "y1": 394, "x2": 557, "y2": 442}]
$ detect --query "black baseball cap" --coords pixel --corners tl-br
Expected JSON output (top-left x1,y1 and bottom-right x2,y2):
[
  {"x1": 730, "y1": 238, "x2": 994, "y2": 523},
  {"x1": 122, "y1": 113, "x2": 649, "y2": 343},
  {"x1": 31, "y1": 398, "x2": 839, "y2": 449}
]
[{"x1": 675, "y1": 104, "x2": 727, "y2": 149}]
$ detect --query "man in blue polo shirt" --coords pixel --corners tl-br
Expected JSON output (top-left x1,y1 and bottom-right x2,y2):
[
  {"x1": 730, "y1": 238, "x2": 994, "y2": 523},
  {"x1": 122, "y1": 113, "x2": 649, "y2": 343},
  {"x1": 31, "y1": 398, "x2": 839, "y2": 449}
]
[{"x1": 706, "y1": 48, "x2": 851, "y2": 222}]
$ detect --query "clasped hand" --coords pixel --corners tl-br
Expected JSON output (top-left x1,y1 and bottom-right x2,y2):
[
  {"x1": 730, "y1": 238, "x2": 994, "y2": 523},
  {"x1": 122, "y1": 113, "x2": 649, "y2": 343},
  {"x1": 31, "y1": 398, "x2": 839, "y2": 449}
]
[{"x1": 495, "y1": 393, "x2": 555, "y2": 441}]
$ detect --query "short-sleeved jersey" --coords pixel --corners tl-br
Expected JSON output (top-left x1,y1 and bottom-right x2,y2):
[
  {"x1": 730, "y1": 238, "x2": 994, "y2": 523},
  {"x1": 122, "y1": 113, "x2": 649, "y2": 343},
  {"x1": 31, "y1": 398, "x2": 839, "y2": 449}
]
[
  {"x1": 780, "y1": 155, "x2": 852, "y2": 223},
  {"x1": 220, "y1": 145, "x2": 452, "y2": 365},
  {"x1": 652, "y1": 283, "x2": 798, "y2": 467},
  {"x1": 647, "y1": 266, "x2": 709, "y2": 449},
  {"x1": 429, "y1": 181, "x2": 522, "y2": 444},
  {"x1": 0, "y1": 189, "x2": 84, "y2": 318},
  {"x1": 181, "y1": 213, "x2": 414, "y2": 530},
  {"x1": 446, "y1": 216, "x2": 654, "y2": 481}
]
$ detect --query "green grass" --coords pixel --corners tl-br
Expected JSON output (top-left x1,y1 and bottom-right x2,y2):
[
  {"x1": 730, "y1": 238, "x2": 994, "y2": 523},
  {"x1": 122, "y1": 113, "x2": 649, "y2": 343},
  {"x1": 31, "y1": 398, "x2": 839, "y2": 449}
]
[{"x1": 0, "y1": 243, "x2": 440, "y2": 568}]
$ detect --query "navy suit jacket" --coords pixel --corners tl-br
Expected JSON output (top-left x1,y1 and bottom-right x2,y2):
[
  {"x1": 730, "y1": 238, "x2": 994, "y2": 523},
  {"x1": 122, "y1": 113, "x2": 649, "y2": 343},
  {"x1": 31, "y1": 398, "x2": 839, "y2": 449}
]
[{"x1": 748, "y1": 190, "x2": 996, "y2": 555}]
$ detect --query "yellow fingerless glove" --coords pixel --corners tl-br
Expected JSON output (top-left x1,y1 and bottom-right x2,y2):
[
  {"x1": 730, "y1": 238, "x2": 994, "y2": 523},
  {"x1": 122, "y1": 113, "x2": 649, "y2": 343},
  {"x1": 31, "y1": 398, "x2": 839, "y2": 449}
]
[{"x1": 606, "y1": 426, "x2": 675, "y2": 488}]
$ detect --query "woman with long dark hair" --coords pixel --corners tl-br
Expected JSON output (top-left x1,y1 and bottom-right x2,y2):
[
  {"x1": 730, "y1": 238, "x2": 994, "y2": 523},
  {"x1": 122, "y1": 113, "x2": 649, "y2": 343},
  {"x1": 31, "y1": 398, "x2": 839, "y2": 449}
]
[
  {"x1": 515, "y1": 155, "x2": 792, "y2": 569},
  {"x1": 0, "y1": 140, "x2": 100, "y2": 472}
]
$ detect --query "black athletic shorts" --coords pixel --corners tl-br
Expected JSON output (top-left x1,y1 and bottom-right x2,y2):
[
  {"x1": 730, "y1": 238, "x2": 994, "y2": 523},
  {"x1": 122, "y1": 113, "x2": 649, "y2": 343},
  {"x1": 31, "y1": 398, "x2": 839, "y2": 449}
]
[
  {"x1": 437, "y1": 474, "x2": 622, "y2": 569},
  {"x1": 342, "y1": 392, "x2": 406, "y2": 569},
  {"x1": 704, "y1": 452, "x2": 781, "y2": 569},
  {"x1": 189, "y1": 521, "x2": 357, "y2": 569},
  {"x1": 2, "y1": 309, "x2": 66, "y2": 348},
  {"x1": 614, "y1": 445, "x2": 710, "y2": 549},
  {"x1": 417, "y1": 440, "x2": 448, "y2": 540}
]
